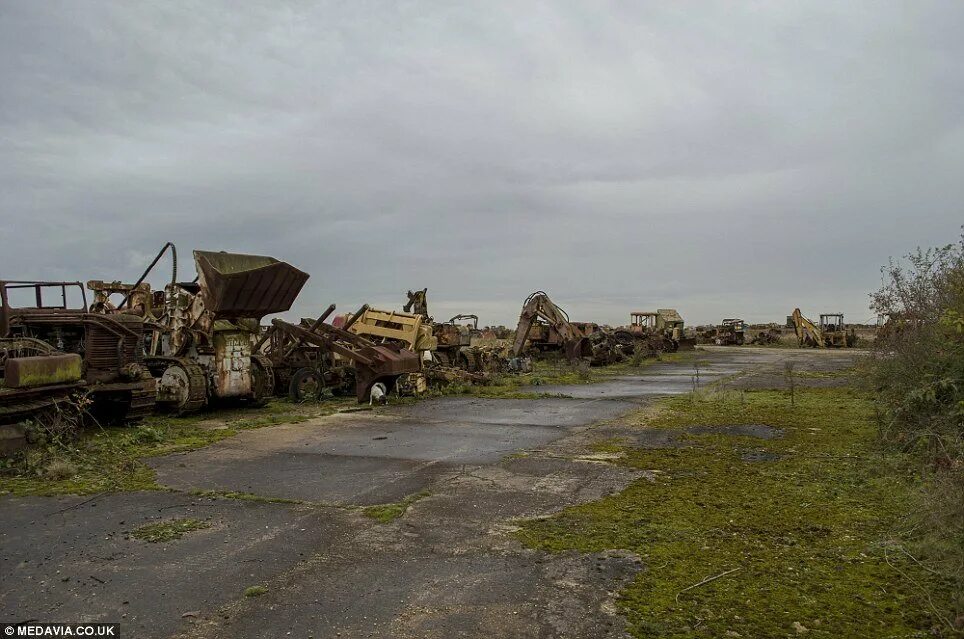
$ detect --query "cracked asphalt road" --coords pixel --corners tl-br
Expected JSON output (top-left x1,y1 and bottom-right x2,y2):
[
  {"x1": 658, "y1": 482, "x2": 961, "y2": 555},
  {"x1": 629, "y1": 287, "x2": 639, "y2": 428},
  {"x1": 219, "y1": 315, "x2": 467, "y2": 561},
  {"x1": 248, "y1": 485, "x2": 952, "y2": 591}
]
[{"x1": 0, "y1": 347, "x2": 859, "y2": 638}]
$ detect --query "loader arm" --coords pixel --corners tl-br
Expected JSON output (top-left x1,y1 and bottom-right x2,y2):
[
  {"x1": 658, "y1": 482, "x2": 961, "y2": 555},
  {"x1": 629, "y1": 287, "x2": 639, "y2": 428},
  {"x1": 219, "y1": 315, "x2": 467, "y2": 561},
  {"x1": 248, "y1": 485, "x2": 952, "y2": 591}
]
[{"x1": 791, "y1": 308, "x2": 823, "y2": 348}]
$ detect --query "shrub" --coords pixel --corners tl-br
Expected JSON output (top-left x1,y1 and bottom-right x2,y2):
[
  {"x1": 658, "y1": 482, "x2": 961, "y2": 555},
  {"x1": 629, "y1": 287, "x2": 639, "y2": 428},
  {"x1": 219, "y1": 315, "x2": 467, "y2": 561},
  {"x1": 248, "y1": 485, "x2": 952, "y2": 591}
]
[{"x1": 868, "y1": 232, "x2": 964, "y2": 623}]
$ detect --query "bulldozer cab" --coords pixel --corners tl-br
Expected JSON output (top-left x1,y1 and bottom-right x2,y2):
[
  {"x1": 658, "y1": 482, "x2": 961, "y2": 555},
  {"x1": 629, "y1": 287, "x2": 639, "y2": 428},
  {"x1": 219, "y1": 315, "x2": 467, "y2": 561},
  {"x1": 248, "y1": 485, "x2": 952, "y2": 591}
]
[
  {"x1": 819, "y1": 314, "x2": 844, "y2": 333},
  {"x1": 630, "y1": 312, "x2": 658, "y2": 331},
  {"x1": 0, "y1": 281, "x2": 87, "y2": 337}
]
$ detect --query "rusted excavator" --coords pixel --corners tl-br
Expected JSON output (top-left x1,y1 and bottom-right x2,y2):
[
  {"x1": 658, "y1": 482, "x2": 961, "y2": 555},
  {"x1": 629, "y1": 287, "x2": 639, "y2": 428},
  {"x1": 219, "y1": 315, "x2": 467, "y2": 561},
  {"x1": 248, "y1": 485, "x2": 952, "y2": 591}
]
[{"x1": 511, "y1": 291, "x2": 593, "y2": 363}]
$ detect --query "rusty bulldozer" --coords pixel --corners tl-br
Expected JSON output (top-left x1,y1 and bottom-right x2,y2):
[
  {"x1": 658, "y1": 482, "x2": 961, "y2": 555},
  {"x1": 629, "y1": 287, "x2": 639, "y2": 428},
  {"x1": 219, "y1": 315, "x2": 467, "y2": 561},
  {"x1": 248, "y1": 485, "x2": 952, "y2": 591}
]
[
  {"x1": 265, "y1": 306, "x2": 421, "y2": 402},
  {"x1": 1, "y1": 280, "x2": 157, "y2": 453},
  {"x1": 714, "y1": 318, "x2": 746, "y2": 346}
]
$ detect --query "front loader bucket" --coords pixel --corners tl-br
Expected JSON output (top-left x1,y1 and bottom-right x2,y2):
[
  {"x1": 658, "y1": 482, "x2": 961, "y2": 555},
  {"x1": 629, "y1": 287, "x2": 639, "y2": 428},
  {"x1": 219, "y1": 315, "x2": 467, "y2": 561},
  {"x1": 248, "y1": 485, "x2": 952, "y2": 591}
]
[{"x1": 194, "y1": 250, "x2": 309, "y2": 319}]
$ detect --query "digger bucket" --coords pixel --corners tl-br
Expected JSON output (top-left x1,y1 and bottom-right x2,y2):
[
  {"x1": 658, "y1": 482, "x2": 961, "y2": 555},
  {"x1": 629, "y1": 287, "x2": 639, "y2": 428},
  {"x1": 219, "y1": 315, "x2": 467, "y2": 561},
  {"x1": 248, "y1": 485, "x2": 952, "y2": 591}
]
[
  {"x1": 563, "y1": 337, "x2": 593, "y2": 364},
  {"x1": 194, "y1": 250, "x2": 309, "y2": 319}
]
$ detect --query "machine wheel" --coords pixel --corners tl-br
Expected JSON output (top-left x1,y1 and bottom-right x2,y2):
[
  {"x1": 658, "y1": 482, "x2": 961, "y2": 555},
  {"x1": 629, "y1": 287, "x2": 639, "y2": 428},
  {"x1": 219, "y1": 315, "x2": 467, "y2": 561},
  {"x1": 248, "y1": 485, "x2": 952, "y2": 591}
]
[
  {"x1": 289, "y1": 367, "x2": 324, "y2": 402},
  {"x1": 157, "y1": 360, "x2": 207, "y2": 415},
  {"x1": 250, "y1": 355, "x2": 275, "y2": 406}
]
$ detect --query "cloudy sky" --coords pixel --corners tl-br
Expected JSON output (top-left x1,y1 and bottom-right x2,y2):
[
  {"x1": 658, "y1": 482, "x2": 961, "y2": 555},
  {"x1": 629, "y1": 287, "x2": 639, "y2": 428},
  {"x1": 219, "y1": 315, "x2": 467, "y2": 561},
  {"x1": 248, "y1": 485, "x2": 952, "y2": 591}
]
[{"x1": 1, "y1": 2, "x2": 961, "y2": 327}]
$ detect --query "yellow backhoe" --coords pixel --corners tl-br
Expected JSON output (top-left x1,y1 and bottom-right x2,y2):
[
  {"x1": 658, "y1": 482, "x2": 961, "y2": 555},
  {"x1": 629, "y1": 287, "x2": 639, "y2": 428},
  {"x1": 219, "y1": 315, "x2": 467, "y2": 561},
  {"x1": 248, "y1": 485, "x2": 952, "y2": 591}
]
[{"x1": 791, "y1": 308, "x2": 856, "y2": 348}]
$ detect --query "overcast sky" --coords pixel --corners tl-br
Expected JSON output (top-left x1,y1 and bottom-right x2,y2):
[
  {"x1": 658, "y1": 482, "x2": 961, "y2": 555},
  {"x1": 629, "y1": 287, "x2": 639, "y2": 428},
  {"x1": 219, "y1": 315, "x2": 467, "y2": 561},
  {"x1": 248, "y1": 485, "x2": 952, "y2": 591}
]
[{"x1": 1, "y1": 2, "x2": 962, "y2": 327}]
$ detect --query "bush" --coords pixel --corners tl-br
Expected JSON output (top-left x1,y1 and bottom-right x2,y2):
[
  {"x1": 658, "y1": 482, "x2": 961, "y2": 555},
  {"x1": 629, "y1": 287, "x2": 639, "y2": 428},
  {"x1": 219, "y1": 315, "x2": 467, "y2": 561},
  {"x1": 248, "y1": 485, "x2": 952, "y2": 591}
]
[
  {"x1": 868, "y1": 232, "x2": 964, "y2": 624},
  {"x1": 41, "y1": 459, "x2": 77, "y2": 481}
]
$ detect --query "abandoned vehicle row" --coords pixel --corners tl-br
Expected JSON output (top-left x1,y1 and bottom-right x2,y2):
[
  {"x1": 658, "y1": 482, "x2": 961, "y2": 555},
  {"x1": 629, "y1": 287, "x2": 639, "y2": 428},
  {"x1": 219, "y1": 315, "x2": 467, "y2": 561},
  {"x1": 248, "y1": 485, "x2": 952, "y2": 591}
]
[{"x1": 0, "y1": 245, "x2": 867, "y2": 454}]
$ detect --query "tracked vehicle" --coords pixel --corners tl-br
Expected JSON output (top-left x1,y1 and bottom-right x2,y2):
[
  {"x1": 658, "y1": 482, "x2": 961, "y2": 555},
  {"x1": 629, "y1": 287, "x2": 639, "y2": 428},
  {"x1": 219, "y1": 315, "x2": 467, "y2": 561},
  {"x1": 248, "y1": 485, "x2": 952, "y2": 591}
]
[
  {"x1": 0, "y1": 280, "x2": 155, "y2": 452},
  {"x1": 90, "y1": 247, "x2": 309, "y2": 414}
]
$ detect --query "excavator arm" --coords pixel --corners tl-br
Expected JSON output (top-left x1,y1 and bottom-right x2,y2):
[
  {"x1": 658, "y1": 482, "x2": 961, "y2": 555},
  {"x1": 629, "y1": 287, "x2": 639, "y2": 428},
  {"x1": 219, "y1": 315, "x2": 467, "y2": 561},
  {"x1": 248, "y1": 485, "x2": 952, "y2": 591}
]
[
  {"x1": 511, "y1": 291, "x2": 588, "y2": 360},
  {"x1": 791, "y1": 308, "x2": 823, "y2": 348}
]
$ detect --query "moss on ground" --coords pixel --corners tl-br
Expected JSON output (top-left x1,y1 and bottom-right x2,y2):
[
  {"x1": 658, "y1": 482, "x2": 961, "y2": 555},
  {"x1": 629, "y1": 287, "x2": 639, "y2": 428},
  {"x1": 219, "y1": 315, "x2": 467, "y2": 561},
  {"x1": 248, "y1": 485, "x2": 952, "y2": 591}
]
[
  {"x1": 516, "y1": 386, "x2": 958, "y2": 638},
  {"x1": 131, "y1": 517, "x2": 209, "y2": 542},
  {"x1": 0, "y1": 398, "x2": 354, "y2": 497},
  {"x1": 363, "y1": 490, "x2": 431, "y2": 523},
  {"x1": 188, "y1": 489, "x2": 308, "y2": 505}
]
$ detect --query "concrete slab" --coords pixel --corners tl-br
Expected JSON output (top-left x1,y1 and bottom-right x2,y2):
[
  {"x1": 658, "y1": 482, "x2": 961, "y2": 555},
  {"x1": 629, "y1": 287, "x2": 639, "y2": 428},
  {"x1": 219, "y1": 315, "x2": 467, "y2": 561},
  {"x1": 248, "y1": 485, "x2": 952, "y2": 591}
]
[
  {"x1": 0, "y1": 492, "x2": 354, "y2": 639},
  {"x1": 149, "y1": 398, "x2": 633, "y2": 504},
  {"x1": 198, "y1": 549, "x2": 639, "y2": 639},
  {"x1": 386, "y1": 396, "x2": 634, "y2": 426}
]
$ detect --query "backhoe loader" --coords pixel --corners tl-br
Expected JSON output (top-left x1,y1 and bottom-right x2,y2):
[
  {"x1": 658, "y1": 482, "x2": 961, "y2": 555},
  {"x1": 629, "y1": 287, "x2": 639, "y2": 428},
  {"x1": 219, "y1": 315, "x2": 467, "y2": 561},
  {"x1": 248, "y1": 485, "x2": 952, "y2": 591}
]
[{"x1": 791, "y1": 309, "x2": 856, "y2": 348}]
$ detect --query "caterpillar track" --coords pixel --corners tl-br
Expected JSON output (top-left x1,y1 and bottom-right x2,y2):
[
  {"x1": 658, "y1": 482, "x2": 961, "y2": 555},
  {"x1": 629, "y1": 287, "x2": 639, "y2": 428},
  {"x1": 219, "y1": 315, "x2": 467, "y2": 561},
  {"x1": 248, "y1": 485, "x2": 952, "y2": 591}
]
[{"x1": 148, "y1": 357, "x2": 208, "y2": 415}]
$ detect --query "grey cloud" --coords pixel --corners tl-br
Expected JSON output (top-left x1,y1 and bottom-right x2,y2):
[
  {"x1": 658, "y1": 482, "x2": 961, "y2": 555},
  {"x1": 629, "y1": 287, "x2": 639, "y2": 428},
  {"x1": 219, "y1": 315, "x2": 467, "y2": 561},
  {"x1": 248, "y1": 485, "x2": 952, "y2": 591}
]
[{"x1": 1, "y1": 1, "x2": 962, "y2": 327}]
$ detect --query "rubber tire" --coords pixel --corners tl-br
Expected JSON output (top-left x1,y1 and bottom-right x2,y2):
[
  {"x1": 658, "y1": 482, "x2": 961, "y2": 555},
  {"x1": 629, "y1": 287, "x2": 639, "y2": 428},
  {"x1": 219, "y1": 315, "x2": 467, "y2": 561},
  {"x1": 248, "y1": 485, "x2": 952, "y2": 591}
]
[{"x1": 289, "y1": 367, "x2": 323, "y2": 402}]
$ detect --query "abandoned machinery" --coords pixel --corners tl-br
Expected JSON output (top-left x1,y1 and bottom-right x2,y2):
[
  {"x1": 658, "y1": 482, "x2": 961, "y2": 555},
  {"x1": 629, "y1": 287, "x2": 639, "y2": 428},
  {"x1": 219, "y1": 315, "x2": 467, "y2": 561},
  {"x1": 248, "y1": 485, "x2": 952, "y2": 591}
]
[
  {"x1": 260, "y1": 304, "x2": 421, "y2": 402},
  {"x1": 511, "y1": 292, "x2": 691, "y2": 366},
  {"x1": 0, "y1": 280, "x2": 156, "y2": 452},
  {"x1": 89, "y1": 244, "x2": 310, "y2": 414}
]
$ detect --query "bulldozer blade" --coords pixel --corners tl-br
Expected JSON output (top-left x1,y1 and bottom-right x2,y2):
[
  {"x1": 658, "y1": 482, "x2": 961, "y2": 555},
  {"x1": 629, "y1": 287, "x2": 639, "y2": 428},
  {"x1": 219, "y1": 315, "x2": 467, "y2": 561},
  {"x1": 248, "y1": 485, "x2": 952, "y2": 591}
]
[{"x1": 353, "y1": 344, "x2": 421, "y2": 402}]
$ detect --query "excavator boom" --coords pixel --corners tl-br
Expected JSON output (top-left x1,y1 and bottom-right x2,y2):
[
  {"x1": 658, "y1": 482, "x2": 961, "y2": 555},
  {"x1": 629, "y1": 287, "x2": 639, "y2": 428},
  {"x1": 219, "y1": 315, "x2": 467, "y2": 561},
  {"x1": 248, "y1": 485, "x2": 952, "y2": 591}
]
[
  {"x1": 791, "y1": 308, "x2": 824, "y2": 348},
  {"x1": 511, "y1": 291, "x2": 589, "y2": 361}
]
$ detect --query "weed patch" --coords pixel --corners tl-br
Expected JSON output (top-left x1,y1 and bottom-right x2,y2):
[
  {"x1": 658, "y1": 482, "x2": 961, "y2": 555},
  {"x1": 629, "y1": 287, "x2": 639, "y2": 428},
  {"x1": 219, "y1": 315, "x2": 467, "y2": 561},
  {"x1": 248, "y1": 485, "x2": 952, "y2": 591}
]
[
  {"x1": 363, "y1": 490, "x2": 431, "y2": 523},
  {"x1": 131, "y1": 517, "x2": 209, "y2": 543},
  {"x1": 517, "y1": 387, "x2": 958, "y2": 637}
]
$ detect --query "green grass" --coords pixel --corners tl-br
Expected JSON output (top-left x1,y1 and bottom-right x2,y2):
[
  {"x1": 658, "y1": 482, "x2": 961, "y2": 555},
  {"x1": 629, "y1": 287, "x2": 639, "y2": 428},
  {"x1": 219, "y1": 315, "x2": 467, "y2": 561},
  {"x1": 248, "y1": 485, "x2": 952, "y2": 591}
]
[
  {"x1": 363, "y1": 490, "x2": 431, "y2": 523},
  {"x1": 131, "y1": 517, "x2": 209, "y2": 542},
  {"x1": 243, "y1": 585, "x2": 268, "y2": 597},
  {"x1": 188, "y1": 489, "x2": 308, "y2": 505},
  {"x1": 0, "y1": 398, "x2": 354, "y2": 497},
  {"x1": 516, "y1": 386, "x2": 958, "y2": 638}
]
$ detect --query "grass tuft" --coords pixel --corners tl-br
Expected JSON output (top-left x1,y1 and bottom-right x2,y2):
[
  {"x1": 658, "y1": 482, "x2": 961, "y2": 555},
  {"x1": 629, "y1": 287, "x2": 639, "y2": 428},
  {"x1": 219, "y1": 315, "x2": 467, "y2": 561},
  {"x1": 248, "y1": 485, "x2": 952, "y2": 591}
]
[
  {"x1": 363, "y1": 490, "x2": 431, "y2": 523},
  {"x1": 131, "y1": 517, "x2": 209, "y2": 543},
  {"x1": 243, "y1": 585, "x2": 268, "y2": 598}
]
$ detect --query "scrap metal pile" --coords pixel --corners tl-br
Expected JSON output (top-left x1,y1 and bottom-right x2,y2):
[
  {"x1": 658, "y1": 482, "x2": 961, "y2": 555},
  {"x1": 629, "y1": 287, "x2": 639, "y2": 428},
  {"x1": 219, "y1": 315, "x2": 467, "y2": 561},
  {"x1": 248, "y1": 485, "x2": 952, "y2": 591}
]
[{"x1": 509, "y1": 291, "x2": 693, "y2": 367}]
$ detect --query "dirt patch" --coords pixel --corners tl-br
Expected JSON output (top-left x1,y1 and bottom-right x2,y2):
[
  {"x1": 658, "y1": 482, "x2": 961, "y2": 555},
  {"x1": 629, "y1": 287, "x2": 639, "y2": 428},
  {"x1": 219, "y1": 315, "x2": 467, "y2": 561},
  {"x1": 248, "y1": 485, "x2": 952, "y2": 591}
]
[{"x1": 686, "y1": 423, "x2": 783, "y2": 439}]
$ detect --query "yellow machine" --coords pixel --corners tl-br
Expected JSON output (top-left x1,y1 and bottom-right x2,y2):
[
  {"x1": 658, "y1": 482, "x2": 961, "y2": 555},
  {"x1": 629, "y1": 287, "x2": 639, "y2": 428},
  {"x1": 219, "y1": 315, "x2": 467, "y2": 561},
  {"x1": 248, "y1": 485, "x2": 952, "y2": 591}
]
[
  {"x1": 791, "y1": 308, "x2": 823, "y2": 347},
  {"x1": 346, "y1": 307, "x2": 437, "y2": 353},
  {"x1": 791, "y1": 308, "x2": 856, "y2": 348}
]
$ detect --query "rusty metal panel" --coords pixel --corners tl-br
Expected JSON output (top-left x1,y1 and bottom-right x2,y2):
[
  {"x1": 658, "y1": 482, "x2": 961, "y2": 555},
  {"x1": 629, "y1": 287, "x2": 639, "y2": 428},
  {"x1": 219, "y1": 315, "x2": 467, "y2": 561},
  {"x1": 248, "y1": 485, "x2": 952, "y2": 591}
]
[
  {"x1": 5, "y1": 354, "x2": 82, "y2": 388},
  {"x1": 213, "y1": 330, "x2": 252, "y2": 397},
  {"x1": 194, "y1": 251, "x2": 309, "y2": 319}
]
